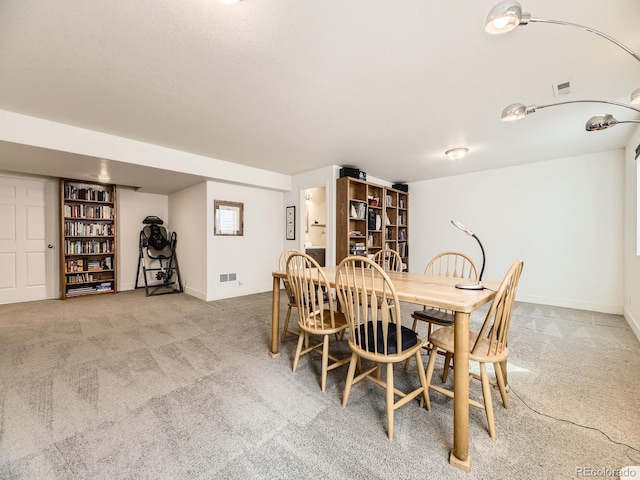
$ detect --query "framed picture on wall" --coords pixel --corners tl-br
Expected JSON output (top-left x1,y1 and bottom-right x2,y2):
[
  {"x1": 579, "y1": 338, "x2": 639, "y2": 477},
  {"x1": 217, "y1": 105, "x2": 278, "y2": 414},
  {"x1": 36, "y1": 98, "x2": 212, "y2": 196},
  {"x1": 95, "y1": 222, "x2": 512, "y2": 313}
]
[{"x1": 286, "y1": 206, "x2": 295, "y2": 240}]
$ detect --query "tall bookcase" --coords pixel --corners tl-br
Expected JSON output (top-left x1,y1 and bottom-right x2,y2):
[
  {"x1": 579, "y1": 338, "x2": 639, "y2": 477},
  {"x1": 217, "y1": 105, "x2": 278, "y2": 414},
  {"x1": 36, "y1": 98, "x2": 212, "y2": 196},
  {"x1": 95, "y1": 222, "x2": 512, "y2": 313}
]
[
  {"x1": 336, "y1": 176, "x2": 408, "y2": 271},
  {"x1": 60, "y1": 179, "x2": 117, "y2": 299}
]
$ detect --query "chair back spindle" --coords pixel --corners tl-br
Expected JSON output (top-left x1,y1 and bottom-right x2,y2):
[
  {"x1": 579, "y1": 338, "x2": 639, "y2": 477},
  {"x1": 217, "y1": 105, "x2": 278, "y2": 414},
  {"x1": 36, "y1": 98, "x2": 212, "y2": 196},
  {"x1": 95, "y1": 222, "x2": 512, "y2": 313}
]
[{"x1": 471, "y1": 259, "x2": 523, "y2": 357}]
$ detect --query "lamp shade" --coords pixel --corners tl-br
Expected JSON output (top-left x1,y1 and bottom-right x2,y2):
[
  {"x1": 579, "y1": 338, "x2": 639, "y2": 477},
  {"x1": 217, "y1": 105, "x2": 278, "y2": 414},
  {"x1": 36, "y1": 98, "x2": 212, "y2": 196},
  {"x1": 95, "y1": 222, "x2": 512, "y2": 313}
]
[
  {"x1": 485, "y1": 0, "x2": 524, "y2": 34},
  {"x1": 501, "y1": 103, "x2": 530, "y2": 122},
  {"x1": 585, "y1": 114, "x2": 640, "y2": 131},
  {"x1": 585, "y1": 114, "x2": 617, "y2": 131}
]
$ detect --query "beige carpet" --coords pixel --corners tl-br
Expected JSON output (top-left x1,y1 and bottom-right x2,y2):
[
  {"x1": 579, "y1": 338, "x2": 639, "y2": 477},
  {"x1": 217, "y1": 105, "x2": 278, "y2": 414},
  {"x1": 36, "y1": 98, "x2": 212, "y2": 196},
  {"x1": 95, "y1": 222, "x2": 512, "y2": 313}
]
[{"x1": 0, "y1": 289, "x2": 638, "y2": 479}]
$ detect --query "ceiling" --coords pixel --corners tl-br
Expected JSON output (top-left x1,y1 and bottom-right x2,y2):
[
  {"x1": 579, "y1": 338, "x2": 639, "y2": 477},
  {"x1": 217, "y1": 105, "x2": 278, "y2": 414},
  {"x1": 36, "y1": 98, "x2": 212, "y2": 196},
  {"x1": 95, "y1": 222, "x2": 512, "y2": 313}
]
[{"x1": 0, "y1": 0, "x2": 638, "y2": 194}]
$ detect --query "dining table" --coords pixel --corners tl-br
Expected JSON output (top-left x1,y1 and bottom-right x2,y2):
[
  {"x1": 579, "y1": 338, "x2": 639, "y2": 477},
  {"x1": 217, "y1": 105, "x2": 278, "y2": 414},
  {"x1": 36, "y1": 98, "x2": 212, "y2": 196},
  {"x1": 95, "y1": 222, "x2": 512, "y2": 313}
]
[{"x1": 270, "y1": 266, "x2": 499, "y2": 472}]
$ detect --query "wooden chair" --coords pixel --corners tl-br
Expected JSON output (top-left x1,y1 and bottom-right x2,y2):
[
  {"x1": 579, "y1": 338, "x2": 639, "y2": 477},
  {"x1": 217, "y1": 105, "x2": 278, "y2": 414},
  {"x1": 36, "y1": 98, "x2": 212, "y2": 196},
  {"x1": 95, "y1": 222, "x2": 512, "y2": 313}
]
[
  {"x1": 286, "y1": 252, "x2": 350, "y2": 392},
  {"x1": 408, "y1": 251, "x2": 478, "y2": 375},
  {"x1": 335, "y1": 256, "x2": 428, "y2": 440},
  {"x1": 422, "y1": 259, "x2": 524, "y2": 439},
  {"x1": 279, "y1": 248, "x2": 301, "y2": 342},
  {"x1": 372, "y1": 248, "x2": 403, "y2": 272}
]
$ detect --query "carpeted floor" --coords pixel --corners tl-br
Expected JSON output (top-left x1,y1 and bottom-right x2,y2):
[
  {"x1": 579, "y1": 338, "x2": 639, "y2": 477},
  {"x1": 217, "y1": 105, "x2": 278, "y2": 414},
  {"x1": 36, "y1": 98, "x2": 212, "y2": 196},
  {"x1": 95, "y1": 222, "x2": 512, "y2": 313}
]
[{"x1": 0, "y1": 289, "x2": 638, "y2": 479}]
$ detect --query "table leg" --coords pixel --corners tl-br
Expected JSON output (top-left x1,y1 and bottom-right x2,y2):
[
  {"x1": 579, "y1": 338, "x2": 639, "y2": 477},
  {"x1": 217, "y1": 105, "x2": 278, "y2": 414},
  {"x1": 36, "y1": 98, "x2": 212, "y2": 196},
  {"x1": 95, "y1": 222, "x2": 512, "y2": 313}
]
[
  {"x1": 270, "y1": 275, "x2": 281, "y2": 358},
  {"x1": 450, "y1": 311, "x2": 470, "y2": 472}
]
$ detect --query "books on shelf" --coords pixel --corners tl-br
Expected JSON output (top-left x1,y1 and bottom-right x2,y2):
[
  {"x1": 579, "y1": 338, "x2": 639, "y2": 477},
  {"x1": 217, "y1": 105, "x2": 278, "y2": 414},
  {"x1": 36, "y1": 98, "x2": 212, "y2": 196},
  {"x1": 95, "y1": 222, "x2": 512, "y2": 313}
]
[
  {"x1": 64, "y1": 184, "x2": 112, "y2": 202},
  {"x1": 64, "y1": 220, "x2": 114, "y2": 236},
  {"x1": 349, "y1": 242, "x2": 367, "y2": 256},
  {"x1": 350, "y1": 201, "x2": 367, "y2": 219},
  {"x1": 66, "y1": 282, "x2": 113, "y2": 296},
  {"x1": 62, "y1": 179, "x2": 117, "y2": 299}
]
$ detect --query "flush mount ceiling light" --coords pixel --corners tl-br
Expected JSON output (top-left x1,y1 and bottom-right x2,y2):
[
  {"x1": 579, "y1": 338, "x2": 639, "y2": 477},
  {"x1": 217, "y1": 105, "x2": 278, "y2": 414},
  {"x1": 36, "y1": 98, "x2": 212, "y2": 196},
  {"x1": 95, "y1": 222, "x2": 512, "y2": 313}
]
[
  {"x1": 218, "y1": 0, "x2": 240, "y2": 3},
  {"x1": 585, "y1": 114, "x2": 640, "y2": 131},
  {"x1": 445, "y1": 148, "x2": 469, "y2": 161}
]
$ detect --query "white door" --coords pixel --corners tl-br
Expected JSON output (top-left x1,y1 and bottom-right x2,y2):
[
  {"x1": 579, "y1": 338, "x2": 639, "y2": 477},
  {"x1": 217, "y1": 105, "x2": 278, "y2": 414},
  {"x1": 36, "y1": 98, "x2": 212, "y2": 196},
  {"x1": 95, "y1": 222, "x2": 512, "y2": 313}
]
[{"x1": 0, "y1": 174, "x2": 57, "y2": 304}]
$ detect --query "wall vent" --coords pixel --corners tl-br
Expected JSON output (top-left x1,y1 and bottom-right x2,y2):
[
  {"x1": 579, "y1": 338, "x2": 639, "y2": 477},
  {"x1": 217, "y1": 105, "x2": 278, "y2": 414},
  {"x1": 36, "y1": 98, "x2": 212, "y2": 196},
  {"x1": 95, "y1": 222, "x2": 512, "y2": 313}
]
[
  {"x1": 219, "y1": 273, "x2": 237, "y2": 283},
  {"x1": 553, "y1": 80, "x2": 572, "y2": 97}
]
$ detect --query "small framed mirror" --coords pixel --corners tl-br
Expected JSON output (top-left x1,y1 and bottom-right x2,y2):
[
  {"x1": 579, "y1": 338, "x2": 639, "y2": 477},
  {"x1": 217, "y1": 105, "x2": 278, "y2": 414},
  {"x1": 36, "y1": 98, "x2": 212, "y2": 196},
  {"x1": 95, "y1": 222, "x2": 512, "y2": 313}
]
[{"x1": 214, "y1": 200, "x2": 244, "y2": 236}]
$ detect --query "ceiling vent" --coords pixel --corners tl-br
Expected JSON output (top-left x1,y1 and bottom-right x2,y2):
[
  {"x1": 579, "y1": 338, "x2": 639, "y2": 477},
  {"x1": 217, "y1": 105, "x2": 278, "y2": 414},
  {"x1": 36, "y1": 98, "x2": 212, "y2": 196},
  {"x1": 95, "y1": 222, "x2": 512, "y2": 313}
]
[{"x1": 552, "y1": 80, "x2": 572, "y2": 97}]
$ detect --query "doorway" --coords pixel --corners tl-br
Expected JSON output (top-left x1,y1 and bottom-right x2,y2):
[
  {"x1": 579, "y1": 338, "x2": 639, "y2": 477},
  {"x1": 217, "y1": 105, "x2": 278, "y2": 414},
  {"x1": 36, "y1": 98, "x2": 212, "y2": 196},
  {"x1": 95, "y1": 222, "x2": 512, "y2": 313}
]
[
  {"x1": 303, "y1": 186, "x2": 327, "y2": 266},
  {"x1": 0, "y1": 174, "x2": 58, "y2": 303}
]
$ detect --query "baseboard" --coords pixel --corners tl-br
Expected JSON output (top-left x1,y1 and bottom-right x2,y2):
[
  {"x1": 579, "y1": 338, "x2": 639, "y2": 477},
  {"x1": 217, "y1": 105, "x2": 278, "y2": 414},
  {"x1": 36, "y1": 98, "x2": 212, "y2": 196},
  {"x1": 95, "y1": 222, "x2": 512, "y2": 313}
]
[
  {"x1": 184, "y1": 286, "x2": 206, "y2": 300},
  {"x1": 119, "y1": 282, "x2": 136, "y2": 292},
  {"x1": 516, "y1": 293, "x2": 623, "y2": 315},
  {"x1": 624, "y1": 308, "x2": 640, "y2": 343},
  {"x1": 206, "y1": 285, "x2": 268, "y2": 302},
  {"x1": 119, "y1": 281, "x2": 204, "y2": 300}
]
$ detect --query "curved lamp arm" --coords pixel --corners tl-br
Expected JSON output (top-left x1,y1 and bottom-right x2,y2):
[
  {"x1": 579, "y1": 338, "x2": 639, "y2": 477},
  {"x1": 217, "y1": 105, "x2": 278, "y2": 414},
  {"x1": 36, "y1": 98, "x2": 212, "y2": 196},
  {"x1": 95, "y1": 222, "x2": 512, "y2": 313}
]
[
  {"x1": 451, "y1": 220, "x2": 486, "y2": 290},
  {"x1": 485, "y1": 1, "x2": 640, "y2": 63},
  {"x1": 501, "y1": 100, "x2": 640, "y2": 122}
]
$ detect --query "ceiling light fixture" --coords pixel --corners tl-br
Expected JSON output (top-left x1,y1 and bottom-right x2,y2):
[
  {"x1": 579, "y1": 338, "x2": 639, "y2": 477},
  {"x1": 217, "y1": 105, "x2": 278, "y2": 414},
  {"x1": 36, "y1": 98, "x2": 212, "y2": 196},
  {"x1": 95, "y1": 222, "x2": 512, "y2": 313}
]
[
  {"x1": 485, "y1": 0, "x2": 640, "y2": 63},
  {"x1": 218, "y1": 0, "x2": 240, "y2": 4},
  {"x1": 501, "y1": 100, "x2": 640, "y2": 122},
  {"x1": 501, "y1": 101, "x2": 640, "y2": 132},
  {"x1": 487, "y1": 1, "x2": 640, "y2": 121},
  {"x1": 585, "y1": 114, "x2": 640, "y2": 132},
  {"x1": 445, "y1": 148, "x2": 469, "y2": 161}
]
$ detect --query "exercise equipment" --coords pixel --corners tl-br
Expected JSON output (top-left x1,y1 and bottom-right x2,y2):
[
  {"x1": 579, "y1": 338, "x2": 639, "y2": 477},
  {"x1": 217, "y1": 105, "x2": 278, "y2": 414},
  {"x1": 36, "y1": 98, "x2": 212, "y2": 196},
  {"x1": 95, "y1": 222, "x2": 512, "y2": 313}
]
[{"x1": 135, "y1": 216, "x2": 183, "y2": 296}]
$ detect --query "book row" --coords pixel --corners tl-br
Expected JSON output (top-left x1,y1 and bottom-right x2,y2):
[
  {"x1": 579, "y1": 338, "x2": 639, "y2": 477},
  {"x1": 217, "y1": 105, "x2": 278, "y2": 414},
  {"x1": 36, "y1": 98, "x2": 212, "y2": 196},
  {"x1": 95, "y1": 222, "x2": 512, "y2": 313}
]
[
  {"x1": 64, "y1": 204, "x2": 114, "y2": 220},
  {"x1": 65, "y1": 239, "x2": 114, "y2": 255},
  {"x1": 66, "y1": 282, "x2": 114, "y2": 296},
  {"x1": 65, "y1": 256, "x2": 113, "y2": 273},
  {"x1": 64, "y1": 185, "x2": 113, "y2": 203},
  {"x1": 66, "y1": 273, "x2": 114, "y2": 284},
  {"x1": 64, "y1": 220, "x2": 114, "y2": 237}
]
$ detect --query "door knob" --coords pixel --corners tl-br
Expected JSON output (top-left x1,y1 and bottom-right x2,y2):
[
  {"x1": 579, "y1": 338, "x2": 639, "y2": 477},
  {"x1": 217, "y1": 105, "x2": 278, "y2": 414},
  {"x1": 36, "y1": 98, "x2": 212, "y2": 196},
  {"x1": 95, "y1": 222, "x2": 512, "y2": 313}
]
[{"x1": 47, "y1": 244, "x2": 54, "y2": 249}]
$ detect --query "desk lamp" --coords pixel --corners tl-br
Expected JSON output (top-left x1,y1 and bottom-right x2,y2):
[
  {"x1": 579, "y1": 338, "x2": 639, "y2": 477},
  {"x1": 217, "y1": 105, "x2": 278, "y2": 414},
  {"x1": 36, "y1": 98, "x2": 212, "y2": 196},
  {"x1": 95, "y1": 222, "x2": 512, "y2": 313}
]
[{"x1": 451, "y1": 220, "x2": 485, "y2": 290}]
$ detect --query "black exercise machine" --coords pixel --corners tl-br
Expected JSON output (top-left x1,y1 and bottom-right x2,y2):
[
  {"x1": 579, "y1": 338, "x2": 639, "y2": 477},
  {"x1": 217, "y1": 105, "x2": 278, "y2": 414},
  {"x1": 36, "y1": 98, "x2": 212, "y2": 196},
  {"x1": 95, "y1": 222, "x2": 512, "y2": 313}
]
[{"x1": 135, "y1": 216, "x2": 183, "y2": 296}]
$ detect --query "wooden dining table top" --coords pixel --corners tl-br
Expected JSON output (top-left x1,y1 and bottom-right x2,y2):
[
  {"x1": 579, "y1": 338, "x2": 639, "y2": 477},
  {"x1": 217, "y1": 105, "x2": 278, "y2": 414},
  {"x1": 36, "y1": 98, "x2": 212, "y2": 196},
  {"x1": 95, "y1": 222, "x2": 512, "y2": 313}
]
[{"x1": 273, "y1": 266, "x2": 499, "y2": 313}]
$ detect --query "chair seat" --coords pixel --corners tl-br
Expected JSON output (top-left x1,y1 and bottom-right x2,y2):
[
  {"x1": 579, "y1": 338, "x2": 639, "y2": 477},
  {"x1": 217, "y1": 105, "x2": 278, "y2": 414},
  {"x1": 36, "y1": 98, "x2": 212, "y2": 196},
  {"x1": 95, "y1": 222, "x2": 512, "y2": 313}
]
[
  {"x1": 411, "y1": 308, "x2": 454, "y2": 325},
  {"x1": 355, "y1": 321, "x2": 419, "y2": 354},
  {"x1": 301, "y1": 309, "x2": 348, "y2": 334},
  {"x1": 429, "y1": 326, "x2": 509, "y2": 363}
]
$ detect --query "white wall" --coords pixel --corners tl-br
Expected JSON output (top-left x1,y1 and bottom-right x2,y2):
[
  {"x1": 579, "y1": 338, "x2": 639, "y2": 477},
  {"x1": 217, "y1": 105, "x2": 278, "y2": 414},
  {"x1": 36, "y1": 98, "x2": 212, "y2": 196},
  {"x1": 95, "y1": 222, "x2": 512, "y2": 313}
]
[
  {"x1": 624, "y1": 126, "x2": 640, "y2": 339},
  {"x1": 408, "y1": 150, "x2": 624, "y2": 314},
  {"x1": 169, "y1": 182, "x2": 208, "y2": 300},
  {"x1": 206, "y1": 180, "x2": 284, "y2": 301},
  {"x1": 118, "y1": 188, "x2": 169, "y2": 291},
  {"x1": 0, "y1": 109, "x2": 291, "y2": 192}
]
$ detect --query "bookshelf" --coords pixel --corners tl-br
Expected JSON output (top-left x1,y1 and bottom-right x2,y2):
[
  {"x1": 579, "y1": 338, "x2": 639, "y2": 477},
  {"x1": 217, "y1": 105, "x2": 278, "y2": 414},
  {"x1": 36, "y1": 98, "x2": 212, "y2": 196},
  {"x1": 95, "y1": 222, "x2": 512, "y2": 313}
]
[
  {"x1": 60, "y1": 179, "x2": 117, "y2": 299},
  {"x1": 336, "y1": 176, "x2": 408, "y2": 271}
]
